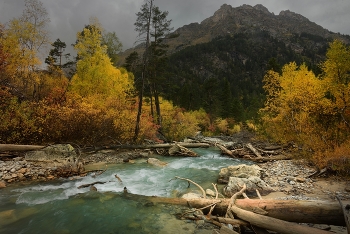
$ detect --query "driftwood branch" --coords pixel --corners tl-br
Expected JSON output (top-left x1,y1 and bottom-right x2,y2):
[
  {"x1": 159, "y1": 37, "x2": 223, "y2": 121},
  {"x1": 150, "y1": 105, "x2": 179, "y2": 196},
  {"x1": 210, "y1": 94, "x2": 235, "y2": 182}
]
[
  {"x1": 169, "y1": 144, "x2": 198, "y2": 157},
  {"x1": 174, "y1": 176, "x2": 206, "y2": 199},
  {"x1": 226, "y1": 184, "x2": 247, "y2": 218},
  {"x1": 212, "y1": 183, "x2": 219, "y2": 199},
  {"x1": 216, "y1": 143, "x2": 234, "y2": 157},
  {"x1": 77, "y1": 181, "x2": 106, "y2": 189},
  {"x1": 115, "y1": 174, "x2": 123, "y2": 184},
  {"x1": 246, "y1": 143, "x2": 262, "y2": 158}
]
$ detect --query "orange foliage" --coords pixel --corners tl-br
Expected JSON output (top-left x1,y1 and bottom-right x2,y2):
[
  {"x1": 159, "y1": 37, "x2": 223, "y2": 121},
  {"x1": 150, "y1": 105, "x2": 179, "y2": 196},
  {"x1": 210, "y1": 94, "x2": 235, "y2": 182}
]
[
  {"x1": 260, "y1": 40, "x2": 350, "y2": 175},
  {"x1": 0, "y1": 92, "x2": 159, "y2": 145}
]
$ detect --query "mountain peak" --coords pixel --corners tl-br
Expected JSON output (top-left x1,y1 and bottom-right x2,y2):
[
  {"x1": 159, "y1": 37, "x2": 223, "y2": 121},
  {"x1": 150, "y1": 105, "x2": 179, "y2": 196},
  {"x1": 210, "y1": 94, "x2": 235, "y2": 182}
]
[
  {"x1": 253, "y1": 4, "x2": 272, "y2": 14},
  {"x1": 279, "y1": 10, "x2": 309, "y2": 22}
]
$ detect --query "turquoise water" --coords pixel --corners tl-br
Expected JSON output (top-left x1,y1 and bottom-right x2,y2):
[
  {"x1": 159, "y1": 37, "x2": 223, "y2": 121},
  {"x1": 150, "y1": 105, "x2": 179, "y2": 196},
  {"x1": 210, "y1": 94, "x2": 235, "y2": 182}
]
[{"x1": 0, "y1": 148, "x2": 250, "y2": 234}]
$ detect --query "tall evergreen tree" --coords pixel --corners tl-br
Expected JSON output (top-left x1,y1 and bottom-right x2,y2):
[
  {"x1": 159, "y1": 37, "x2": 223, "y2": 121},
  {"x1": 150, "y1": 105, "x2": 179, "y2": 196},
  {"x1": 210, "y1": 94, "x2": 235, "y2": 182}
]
[
  {"x1": 149, "y1": 6, "x2": 173, "y2": 126},
  {"x1": 133, "y1": 0, "x2": 153, "y2": 141},
  {"x1": 45, "y1": 38, "x2": 73, "y2": 75}
]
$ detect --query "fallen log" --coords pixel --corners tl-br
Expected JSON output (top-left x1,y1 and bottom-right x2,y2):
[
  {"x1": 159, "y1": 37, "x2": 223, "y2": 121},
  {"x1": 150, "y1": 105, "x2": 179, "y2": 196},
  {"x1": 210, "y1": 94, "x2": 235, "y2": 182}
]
[
  {"x1": 231, "y1": 205, "x2": 332, "y2": 234},
  {"x1": 169, "y1": 144, "x2": 198, "y2": 157},
  {"x1": 246, "y1": 143, "x2": 262, "y2": 158},
  {"x1": 216, "y1": 143, "x2": 234, "y2": 157},
  {"x1": 0, "y1": 144, "x2": 46, "y2": 152},
  {"x1": 250, "y1": 155, "x2": 292, "y2": 162},
  {"x1": 263, "y1": 145, "x2": 283, "y2": 151},
  {"x1": 336, "y1": 196, "x2": 350, "y2": 234},
  {"x1": 117, "y1": 194, "x2": 344, "y2": 226}
]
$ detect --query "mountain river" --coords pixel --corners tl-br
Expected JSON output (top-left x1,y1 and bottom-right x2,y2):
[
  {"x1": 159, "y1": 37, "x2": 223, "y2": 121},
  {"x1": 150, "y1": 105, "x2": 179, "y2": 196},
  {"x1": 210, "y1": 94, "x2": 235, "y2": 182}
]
[{"x1": 0, "y1": 148, "x2": 252, "y2": 234}]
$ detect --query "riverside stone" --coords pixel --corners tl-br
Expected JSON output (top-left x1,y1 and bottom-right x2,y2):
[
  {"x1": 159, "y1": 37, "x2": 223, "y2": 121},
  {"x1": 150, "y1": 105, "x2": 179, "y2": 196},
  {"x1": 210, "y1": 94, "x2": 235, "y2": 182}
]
[
  {"x1": 147, "y1": 158, "x2": 168, "y2": 167},
  {"x1": 182, "y1": 192, "x2": 202, "y2": 199},
  {"x1": 205, "y1": 189, "x2": 216, "y2": 197},
  {"x1": 219, "y1": 164, "x2": 264, "y2": 182},
  {"x1": 224, "y1": 176, "x2": 274, "y2": 197},
  {"x1": 3, "y1": 175, "x2": 12, "y2": 180},
  {"x1": 17, "y1": 168, "x2": 27, "y2": 174},
  {"x1": 0, "y1": 180, "x2": 6, "y2": 188},
  {"x1": 25, "y1": 144, "x2": 76, "y2": 163}
]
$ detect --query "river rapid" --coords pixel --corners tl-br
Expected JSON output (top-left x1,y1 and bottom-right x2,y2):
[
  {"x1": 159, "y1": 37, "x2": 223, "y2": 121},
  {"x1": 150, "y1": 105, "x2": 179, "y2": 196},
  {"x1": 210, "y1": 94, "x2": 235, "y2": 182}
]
[{"x1": 0, "y1": 148, "x2": 251, "y2": 234}]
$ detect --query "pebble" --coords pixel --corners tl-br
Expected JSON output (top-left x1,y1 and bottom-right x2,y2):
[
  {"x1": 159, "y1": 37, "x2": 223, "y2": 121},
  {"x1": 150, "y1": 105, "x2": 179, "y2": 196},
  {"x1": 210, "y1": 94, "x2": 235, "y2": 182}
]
[
  {"x1": 259, "y1": 160, "x2": 350, "y2": 200},
  {"x1": 0, "y1": 158, "x2": 67, "y2": 186}
]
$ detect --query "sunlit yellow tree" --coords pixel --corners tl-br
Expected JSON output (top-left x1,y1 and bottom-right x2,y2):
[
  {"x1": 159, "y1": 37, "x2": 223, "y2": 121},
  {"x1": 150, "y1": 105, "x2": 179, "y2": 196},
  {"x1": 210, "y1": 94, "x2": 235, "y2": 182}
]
[
  {"x1": 0, "y1": 0, "x2": 50, "y2": 100},
  {"x1": 260, "y1": 41, "x2": 350, "y2": 173},
  {"x1": 70, "y1": 18, "x2": 133, "y2": 101},
  {"x1": 260, "y1": 62, "x2": 323, "y2": 146},
  {"x1": 319, "y1": 40, "x2": 350, "y2": 142}
]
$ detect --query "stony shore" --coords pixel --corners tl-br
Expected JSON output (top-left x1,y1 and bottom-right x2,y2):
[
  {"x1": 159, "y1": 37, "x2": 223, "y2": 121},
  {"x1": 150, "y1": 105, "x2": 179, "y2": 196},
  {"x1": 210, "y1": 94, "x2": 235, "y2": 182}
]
[
  {"x1": 1, "y1": 146, "x2": 349, "y2": 204},
  {"x1": 0, "y1": 147, "x2": 149, "y2": 188}
]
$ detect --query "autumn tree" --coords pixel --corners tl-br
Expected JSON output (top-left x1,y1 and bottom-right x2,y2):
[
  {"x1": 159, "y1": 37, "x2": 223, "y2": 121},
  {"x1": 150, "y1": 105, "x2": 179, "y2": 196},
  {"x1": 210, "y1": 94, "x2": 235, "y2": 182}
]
[
  {"x1": 260, "y1": 62, "x2": 323, "y2": 146},
  {"x1": 320, "y1": 40, "x2": 350, "y2": 131},
  {"x1": 1, "y1": 0, "x2": 50, "y2": 100},
  {"x1": 70, "y1": 17, "x2": 133, "y2": 99},
  {"x1": 260, "y1": 40, "x2": 350, "y2": 174}
]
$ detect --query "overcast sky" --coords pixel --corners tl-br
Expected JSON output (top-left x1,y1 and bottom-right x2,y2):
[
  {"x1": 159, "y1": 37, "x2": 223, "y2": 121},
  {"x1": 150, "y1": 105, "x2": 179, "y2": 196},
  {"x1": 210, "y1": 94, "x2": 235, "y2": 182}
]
[{"x1": 1, "y1": 0, "x2": 349, "y2": 56}]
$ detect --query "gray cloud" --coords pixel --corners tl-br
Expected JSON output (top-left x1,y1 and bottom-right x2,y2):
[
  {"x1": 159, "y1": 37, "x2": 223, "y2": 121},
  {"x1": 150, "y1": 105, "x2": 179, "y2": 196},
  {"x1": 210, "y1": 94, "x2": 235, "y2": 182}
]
[{"x1": 1, "y1": 0, "x2": 349, "y2": 57}]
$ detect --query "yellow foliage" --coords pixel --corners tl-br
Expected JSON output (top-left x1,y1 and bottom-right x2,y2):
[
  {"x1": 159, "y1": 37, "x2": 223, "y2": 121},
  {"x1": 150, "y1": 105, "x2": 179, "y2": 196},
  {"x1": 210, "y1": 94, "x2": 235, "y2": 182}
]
[
  {"x1": 215, "y1": 118, "x2": 229, "y2": 134},
  {"x1": 246, "y1": 121, "x2": 257, "y2": 132},
  {"x1": 70, "y1": 21, "x2": 134, "y2": 99},
  {"x1": 260, "y1": 62, "x2": 323, "y2": 145},
  {"x1": 0, "y1": 20, "x2": 42, "y2": 99},
  {"x1": 229, "y1": 124, "x2": 241, "y2": 135},
  {"x1": 260, "y1": 40, "x2": 350, "y2": 175},
  {"x1": 159, "y1": 99, "x2": 206, "y2": 141}
]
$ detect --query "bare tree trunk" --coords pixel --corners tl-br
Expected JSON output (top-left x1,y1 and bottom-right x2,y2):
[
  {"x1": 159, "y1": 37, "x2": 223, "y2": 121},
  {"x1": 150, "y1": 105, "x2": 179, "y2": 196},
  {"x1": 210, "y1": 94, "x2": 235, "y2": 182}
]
[
  {"x1": 230, "y1": 205, "x2": 332, "y2": 234},
  {"x1": 133, "y1": 0, "x2": 153, "y2": 142},
  {"x1": 0, "y1": 144, "x2": 45, "y2": 152},
  {"x1": 119, "y1": 194, "x2": 345, "y2": 226}
]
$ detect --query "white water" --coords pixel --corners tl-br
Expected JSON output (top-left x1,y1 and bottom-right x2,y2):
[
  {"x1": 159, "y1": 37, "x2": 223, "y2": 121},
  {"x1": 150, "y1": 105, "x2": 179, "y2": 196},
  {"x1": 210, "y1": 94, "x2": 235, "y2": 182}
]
[{"x1": 0, "y1": 148, "x2": 252, "y2": 233}]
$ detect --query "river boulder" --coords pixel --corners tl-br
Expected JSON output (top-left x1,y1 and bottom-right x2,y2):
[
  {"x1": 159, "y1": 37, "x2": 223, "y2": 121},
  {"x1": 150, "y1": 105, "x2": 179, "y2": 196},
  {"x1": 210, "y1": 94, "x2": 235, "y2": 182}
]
[
  {"x1": 25, "y1": 144, "x2": 76, "y2": 163},
  {"x1": 219, "y1": 164, "x2": 273, "y2": 197},
  {"x1": 147, "y1": 158, "x2": 168, "y2": 167},
  {"x1": 218, "y1": 164, "x2": 265, "y2": 182},
  {"x1": 223, "y1": 176, "x2": 274, "y2": 197}
]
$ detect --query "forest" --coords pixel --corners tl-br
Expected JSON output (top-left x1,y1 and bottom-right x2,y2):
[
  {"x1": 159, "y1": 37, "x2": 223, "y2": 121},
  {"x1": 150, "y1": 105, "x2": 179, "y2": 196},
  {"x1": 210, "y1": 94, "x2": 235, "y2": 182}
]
[{"x1": 0, "y1": 0, "x2": 349, "y2": 175}]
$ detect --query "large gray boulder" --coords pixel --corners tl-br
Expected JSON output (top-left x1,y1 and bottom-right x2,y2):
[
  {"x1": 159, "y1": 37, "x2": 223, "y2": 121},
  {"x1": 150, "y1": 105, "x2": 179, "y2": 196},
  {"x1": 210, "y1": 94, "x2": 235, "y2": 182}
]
[
  {"x1": 219, "y1": 164, "x2": 265, "y2": 182},
  {"x1": 223, "y1": 176, "x2": 274, "y2": 197},
  {"x1": 147, "y1": 158, "x2": 168, "y2": 167},
  {"x1": 219, "y1": 164, "x2": 273, "y2": 197},
  {"x1": 25, "y1": 144, "x2": 76, "y2": 163}
]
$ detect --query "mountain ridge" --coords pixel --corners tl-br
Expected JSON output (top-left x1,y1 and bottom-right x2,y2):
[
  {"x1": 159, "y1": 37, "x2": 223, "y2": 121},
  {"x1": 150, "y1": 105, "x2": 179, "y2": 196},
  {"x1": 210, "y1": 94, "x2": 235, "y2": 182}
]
[
  {"x1": 119, "y1": 3, "x2": 349, "y2": 64},
  {"x1": 119, "y1": 3, "x2": 350, "y2": 121}
]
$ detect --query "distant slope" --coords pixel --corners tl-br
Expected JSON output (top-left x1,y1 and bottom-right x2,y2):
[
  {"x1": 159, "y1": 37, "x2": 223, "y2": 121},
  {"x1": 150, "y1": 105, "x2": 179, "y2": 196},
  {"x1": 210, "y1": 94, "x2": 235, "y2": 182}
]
[{"x1": 118, "y1": 4, "x2": 350, "y2": 121}]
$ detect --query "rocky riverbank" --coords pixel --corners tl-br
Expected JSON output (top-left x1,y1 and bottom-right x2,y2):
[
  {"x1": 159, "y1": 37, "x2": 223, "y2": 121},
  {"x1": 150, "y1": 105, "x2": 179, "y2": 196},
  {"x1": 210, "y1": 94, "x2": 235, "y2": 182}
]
[
  {"x1": 1, "y1": 143, "x2": 350, "y2": 203},
  {"x1": 260, "y1": 160, "x2": 350, "y2": 201},
  {"x1": 0, "y1": 144, "x2": 152, "y2": 188}
]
